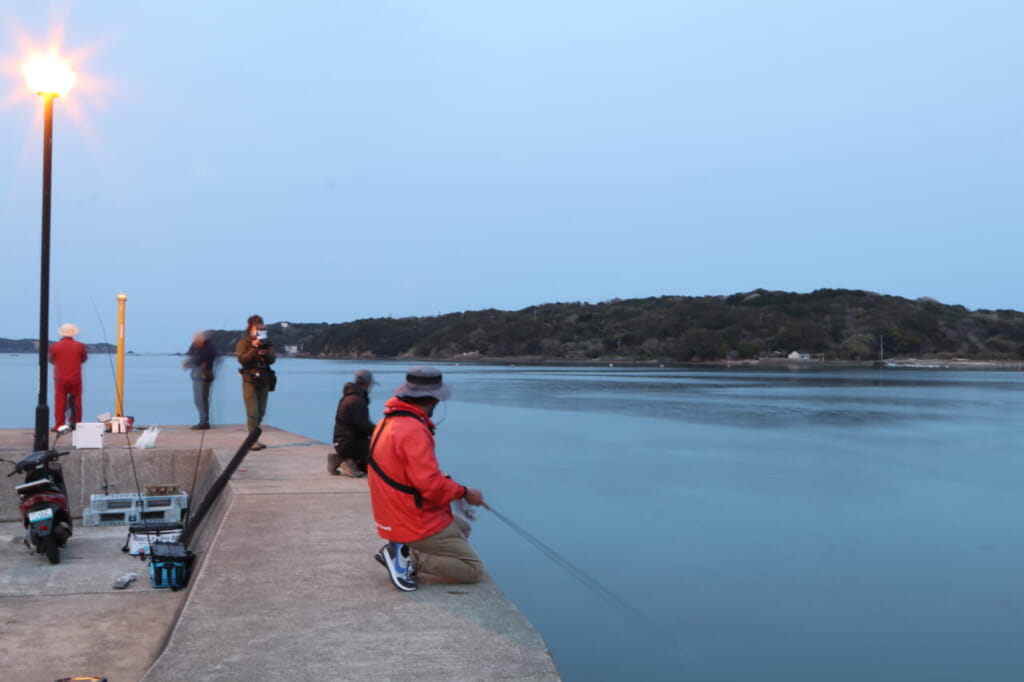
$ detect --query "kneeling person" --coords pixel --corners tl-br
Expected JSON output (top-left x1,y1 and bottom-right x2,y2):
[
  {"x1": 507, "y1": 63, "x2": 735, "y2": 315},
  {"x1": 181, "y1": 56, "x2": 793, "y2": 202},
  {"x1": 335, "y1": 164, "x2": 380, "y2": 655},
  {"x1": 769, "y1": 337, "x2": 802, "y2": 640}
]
[
  {"x1": 330, "y1": 369, "x2": 376, "y2": 477},
  {"x1": 368, "y1": 366, "x2": 487, "y2": 591}
]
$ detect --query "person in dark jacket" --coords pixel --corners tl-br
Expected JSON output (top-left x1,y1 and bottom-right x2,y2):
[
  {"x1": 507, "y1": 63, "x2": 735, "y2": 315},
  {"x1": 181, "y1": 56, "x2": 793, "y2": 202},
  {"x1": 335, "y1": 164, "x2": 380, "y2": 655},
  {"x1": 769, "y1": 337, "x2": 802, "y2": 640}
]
[
  {"x1": 183, "y1": 330, "x2": 218, "y2": 430},
  {"x1": 330, "y1": 369, "x2": 376, "y2": 477}
]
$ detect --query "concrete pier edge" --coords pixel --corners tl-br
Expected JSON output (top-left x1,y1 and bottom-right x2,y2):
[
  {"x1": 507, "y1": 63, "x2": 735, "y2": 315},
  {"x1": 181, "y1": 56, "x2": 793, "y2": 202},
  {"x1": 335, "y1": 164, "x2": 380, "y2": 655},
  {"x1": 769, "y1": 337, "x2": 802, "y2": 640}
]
[{"x1": 0, "y1": 424, "x2": 560, "y2": 681}]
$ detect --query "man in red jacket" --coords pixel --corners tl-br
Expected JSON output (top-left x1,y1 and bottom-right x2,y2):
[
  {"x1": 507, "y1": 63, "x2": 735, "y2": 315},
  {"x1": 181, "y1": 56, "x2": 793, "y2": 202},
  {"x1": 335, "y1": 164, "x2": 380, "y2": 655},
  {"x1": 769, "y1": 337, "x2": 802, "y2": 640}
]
[
  {"x1": 368, "y1": 366, "x2": 488, "y2": 591},
  {"x1": 48, "y1": 323, "x2": 88, "y2": 429}
]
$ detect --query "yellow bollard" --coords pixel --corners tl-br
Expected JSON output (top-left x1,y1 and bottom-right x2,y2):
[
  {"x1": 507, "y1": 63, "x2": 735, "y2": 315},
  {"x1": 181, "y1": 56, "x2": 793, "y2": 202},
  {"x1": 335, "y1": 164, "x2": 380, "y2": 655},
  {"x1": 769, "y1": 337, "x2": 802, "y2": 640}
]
[{"x1": 115, "y1": 293, "x2": 127, "y2": 416}]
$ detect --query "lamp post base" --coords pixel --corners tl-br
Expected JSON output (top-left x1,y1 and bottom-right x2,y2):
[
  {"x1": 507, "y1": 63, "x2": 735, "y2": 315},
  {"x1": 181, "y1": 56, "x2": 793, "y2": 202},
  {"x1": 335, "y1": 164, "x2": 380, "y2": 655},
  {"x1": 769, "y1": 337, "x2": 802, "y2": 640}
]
[{"x1": 34, "y1": 404, "x2": 49, "y2": 451}]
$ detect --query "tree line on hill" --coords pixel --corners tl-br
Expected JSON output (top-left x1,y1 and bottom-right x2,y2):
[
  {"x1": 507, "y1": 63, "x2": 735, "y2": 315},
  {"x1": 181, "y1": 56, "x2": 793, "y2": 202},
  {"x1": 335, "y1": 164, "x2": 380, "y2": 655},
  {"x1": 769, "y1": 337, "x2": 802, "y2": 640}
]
[
  {"x1": 197, "y1": 289, "x2": 1024, "y2": 363},
  {"x1": 0, "y1": 339, "x2": 116, "y2": 354}
]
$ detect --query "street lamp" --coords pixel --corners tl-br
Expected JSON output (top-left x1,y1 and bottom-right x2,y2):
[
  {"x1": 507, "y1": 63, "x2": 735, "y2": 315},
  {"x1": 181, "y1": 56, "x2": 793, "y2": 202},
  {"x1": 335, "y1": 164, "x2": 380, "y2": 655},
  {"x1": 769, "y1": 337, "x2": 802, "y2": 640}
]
[{"x1": 24, "y1": 53, "x2": 76, "y2": 451}]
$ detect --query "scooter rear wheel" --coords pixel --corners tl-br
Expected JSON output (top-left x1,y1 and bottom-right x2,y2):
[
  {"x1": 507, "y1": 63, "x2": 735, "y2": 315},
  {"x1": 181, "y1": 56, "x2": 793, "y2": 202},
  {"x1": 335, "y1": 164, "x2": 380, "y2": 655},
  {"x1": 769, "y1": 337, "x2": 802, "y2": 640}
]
[{"x1": 43, "y1": 534, "x2": 60, "y2": 564}]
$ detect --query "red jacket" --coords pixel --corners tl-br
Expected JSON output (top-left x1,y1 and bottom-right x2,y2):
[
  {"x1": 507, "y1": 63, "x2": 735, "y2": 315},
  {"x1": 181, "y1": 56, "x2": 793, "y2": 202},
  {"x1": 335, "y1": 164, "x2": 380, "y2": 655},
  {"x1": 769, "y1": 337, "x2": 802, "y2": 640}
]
[
  {"x1": 48, "y1": 337, "x2": 88, "y2": 381},
  {"x1": 368, "y1": 397, "x2": 467, "y2": 543}
]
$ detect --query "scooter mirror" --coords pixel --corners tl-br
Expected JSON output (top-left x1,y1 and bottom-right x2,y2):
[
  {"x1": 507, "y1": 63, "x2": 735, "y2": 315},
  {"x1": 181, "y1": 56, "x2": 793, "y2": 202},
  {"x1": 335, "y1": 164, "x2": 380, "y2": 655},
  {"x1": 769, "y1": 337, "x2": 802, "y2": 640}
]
[{"x1": 51, "y1": 424, "x2": 71, "y2": 450}]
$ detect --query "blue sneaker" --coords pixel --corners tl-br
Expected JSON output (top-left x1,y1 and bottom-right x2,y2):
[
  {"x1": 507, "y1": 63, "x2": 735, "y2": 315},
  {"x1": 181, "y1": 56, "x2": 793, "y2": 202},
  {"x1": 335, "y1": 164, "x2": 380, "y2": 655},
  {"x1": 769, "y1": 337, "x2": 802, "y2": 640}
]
[
  {"x1": 376, "y1": 542, "x2": 416, "y2": 591},
  {"x1": 374, "y1": 544, "x2": 417, "y2": 579}
]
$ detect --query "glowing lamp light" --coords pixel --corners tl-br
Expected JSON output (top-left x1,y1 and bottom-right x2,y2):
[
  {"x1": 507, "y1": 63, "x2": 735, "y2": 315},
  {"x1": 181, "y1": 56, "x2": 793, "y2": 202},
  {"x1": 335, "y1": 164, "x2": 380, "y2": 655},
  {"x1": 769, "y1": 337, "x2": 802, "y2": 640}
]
[{"x1": 22, "y1": 53, "x2": 76, "y2": 97}]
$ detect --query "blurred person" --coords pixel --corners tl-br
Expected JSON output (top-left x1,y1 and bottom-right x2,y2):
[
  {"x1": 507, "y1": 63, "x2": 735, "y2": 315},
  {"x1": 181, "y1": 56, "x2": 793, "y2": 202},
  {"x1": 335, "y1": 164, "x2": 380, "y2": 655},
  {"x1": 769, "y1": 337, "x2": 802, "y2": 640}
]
[
  {"x1": 368, "y1": 366, "x2": 488, "y2": 591},
  {"x1": 235, "y1": 315, "x2": 276, "y2": 450},
  {"x1": 183, "y1": 330, "x2": 218, "y2": 430},
  {"x1": 48, "y1": 323, "x2": 88, "y2": 430},
  {"x1": 330, "y1": 369, "x2": 376, "y2": 477}
]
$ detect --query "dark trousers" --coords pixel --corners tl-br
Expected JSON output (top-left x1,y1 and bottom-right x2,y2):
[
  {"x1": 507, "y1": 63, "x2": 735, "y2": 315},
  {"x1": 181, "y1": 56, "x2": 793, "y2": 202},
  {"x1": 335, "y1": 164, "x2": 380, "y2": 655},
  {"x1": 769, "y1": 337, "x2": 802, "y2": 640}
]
[
  {"x1": 192, "y1": 378, "x2": 212, "y2": 425},
  {"x1": 328, "y1": 443, "x2": 368, "y2": 473}
]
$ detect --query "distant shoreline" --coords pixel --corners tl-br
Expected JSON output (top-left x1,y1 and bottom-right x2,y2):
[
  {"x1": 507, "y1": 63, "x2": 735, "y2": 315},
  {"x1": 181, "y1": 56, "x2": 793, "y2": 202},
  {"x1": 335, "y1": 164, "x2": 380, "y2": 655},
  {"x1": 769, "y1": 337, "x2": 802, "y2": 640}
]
[
  {"x1": 4, "y1": 351, "x2": 1021, "y2": 371},
  {"x1": 434, "y1": 356, "x2": 1024, "y2": 371},
  {"x1": 310, "y1": 354, "x2": 1024, "y2": 371}
]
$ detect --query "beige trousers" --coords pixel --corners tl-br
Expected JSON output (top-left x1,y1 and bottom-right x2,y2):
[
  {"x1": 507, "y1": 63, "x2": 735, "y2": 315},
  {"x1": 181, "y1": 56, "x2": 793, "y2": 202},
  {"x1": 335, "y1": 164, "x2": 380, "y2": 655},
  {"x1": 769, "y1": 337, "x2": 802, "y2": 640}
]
[{"x1": 409, "y1": 515, "x2": 484, "y2": 584}]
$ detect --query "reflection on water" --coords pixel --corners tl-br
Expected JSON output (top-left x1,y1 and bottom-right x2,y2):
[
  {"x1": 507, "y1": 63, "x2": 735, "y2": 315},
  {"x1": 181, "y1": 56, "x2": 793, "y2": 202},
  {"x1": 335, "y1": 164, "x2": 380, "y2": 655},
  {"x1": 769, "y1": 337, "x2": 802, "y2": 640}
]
[
  {"x1": 450, "y1": 366, "x2": 1020, "y2": 429},
  {"x1": 1, "y1": 356, "x2": 1021, "y2": 681}
]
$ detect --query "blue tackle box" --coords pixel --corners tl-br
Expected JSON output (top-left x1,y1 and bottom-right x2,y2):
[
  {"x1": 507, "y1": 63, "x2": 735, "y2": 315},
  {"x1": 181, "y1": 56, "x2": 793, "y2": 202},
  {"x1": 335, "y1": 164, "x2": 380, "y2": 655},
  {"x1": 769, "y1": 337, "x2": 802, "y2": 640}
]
[{"x1": 149, "y1": 541, "x2": 191, "y2": 590}]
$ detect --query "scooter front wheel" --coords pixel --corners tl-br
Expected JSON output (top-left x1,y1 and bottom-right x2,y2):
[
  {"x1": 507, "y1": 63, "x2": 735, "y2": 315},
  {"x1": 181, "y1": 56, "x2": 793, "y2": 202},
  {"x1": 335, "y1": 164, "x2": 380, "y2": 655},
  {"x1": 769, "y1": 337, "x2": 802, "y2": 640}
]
[{"x1": 43, "y1": 534, "x2": 60, "y2": 564}]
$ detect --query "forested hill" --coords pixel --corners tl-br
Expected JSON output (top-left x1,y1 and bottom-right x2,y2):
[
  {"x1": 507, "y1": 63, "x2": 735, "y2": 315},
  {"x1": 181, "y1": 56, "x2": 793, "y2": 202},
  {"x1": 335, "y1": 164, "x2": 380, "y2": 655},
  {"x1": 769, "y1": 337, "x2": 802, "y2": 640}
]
[
  {"x1": 0, "y1": 338, "x2": 116, "y2": 354},
  {"x1": 203, "y1": 289, "x2": 1024, "y2": 363}
]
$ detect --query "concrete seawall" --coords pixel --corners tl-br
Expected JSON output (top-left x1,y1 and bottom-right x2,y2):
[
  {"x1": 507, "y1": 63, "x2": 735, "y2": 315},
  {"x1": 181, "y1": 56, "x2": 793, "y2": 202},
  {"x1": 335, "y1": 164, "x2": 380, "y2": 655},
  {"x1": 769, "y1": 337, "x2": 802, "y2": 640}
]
[
  {"x1": 0, "y1": 446, "x2": 219, "y2": 523},
  {"x1": 0, "y1": 424, "x2": 560, "y2": 681}
]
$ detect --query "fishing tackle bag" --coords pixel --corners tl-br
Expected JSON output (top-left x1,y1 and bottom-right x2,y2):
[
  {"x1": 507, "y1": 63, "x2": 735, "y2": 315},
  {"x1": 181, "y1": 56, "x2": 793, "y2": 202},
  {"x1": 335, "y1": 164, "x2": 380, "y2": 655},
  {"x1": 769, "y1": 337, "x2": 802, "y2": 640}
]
[{"x1": 149, "y1": 541, "x2": 194, "y2": 590}]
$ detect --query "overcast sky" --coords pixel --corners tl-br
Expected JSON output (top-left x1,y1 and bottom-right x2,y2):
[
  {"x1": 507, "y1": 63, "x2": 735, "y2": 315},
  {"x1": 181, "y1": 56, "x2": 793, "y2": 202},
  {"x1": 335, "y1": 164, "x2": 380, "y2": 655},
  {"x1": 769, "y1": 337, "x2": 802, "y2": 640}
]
[{"x1": 2, "y1": 1, "x2": 1021, "y2": 352}]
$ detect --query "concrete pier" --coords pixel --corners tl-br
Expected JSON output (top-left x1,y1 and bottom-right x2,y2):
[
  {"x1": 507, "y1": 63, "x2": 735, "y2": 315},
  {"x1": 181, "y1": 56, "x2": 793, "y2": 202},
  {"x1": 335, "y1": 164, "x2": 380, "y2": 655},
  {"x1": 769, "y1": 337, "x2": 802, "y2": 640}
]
[{"x1": 0, "y1": 424, "x2": 561, "y2": 681}]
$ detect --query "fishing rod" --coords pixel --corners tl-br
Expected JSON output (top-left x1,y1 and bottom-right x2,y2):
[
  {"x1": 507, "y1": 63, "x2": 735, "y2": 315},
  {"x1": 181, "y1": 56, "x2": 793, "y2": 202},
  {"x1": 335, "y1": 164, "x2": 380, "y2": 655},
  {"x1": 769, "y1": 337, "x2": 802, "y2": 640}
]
[
  {"x1": 486, "y1": 506, "x2": 678, "y2": 645},
  {"x1": 90, "y1": 298, "x2": 147, "y2": 502},
  {"x1": 92, "y1": 298, "x2": 207, "y2": 528}
]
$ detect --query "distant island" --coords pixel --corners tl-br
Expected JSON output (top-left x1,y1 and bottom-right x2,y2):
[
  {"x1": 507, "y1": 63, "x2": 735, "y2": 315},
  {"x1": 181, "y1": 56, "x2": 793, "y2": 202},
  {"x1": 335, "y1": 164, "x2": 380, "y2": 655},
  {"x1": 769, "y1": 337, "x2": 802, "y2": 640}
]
[
  {"x1": 188, "y1": 289, "x2": 1024, "y2": 366},
  {"x1": 4, "y1": 290, "x2": 1021, "y2": 365},
  {"x1": 0, "y1": 339, "x2": 116, "y2": 354}
]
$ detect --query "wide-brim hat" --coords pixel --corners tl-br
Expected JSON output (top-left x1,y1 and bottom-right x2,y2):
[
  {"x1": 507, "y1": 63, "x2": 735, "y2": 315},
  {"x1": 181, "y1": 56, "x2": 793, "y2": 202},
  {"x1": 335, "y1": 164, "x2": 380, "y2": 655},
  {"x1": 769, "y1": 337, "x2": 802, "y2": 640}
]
[
  {"x1": 394, "y1": 365, "x2": 451, "y2": 401},
  {"x1": 58, "y1": 323, "x2": 78, "y2": 338}
]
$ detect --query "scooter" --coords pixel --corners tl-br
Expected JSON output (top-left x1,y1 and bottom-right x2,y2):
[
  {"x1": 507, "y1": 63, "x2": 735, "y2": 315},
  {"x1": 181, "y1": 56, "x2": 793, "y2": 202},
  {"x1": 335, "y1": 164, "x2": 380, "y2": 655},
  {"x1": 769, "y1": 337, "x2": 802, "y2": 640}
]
[{"x1": 2, "y1": 427, "x2": 74, "y2": 564}]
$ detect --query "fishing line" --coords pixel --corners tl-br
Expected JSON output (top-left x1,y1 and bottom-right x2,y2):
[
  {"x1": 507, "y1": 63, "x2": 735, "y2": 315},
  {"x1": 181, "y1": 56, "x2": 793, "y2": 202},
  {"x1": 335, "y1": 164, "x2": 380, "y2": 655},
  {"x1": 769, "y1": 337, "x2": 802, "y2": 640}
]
[
  {"x1": 433, "y1": 399, "x2": 448, "y2": 426},
  {"x1": 487, "y1": 506, "x2": 677, "y2": 645},
  {"x1": 89, "y1": 298, "x2": 120, "y2": 399},
  {"x1": 89, "y1": 298, "x2": 118, "y2": 495}
]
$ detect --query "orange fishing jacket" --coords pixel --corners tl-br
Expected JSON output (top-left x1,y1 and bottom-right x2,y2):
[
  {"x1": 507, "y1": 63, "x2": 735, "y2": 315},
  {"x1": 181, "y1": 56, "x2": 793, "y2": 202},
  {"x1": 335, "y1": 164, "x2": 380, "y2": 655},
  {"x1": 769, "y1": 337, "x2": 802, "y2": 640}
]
[{"x1": 368, "y1": 397, "x2": 467, "y2": 543}]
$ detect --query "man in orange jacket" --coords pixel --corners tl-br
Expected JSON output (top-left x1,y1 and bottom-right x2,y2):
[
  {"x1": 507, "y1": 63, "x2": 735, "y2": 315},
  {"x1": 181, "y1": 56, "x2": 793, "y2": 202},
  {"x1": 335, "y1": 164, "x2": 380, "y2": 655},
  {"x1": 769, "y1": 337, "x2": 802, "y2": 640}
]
[{"x1": 368, "y1": 366, "x2": 488, "y2": 591}]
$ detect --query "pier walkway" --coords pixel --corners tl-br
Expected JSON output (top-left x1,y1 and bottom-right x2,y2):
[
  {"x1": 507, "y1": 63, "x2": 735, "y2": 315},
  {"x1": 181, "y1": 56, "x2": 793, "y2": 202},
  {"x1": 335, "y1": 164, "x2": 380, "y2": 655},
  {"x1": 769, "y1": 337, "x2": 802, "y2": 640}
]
[{"x1": 0, "y1": 424, "x2": 560, "y2": 681}]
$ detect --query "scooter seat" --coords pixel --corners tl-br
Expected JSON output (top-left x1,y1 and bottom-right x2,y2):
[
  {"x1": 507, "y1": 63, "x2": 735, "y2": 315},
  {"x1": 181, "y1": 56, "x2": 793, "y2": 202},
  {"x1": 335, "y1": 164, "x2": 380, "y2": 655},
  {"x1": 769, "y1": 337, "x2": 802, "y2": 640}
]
[{"x1": 15, "y1": 479, "x2": 53, "y2": 496}]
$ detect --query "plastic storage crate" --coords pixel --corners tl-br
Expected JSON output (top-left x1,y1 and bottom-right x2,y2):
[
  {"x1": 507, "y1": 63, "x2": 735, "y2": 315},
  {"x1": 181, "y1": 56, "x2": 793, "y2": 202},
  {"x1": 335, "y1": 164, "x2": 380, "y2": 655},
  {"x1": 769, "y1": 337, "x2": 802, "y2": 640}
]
[{"x1": 82, "y1": 492, "x2": 188, "y2": 526}]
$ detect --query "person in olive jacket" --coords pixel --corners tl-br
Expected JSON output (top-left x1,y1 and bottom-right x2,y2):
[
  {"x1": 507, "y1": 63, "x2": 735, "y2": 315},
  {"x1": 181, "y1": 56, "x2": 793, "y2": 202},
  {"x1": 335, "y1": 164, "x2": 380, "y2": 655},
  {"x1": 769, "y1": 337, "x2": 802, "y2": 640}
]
[
  {"x1": 330, "y1": 369, "x2": 376, "y2": 477},
  {"x1": 235, "y1": 314, "x2": 276, "y2": 450}
]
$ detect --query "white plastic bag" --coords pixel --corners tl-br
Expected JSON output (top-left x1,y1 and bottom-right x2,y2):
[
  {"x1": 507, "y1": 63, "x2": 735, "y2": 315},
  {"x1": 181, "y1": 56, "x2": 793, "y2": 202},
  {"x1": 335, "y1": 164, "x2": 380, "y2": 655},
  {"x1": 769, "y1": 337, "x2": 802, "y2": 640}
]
[{"x1": 135, "y1": 425, "x2": 160, "y2": 449}]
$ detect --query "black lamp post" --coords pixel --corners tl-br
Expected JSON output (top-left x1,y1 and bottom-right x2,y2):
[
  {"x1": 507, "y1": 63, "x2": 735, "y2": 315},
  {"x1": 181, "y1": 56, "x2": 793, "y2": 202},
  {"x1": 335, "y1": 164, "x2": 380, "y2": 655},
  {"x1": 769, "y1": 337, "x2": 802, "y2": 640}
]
[{"x1": 24, "y1": 54, "x2": 75, "y2": 452}]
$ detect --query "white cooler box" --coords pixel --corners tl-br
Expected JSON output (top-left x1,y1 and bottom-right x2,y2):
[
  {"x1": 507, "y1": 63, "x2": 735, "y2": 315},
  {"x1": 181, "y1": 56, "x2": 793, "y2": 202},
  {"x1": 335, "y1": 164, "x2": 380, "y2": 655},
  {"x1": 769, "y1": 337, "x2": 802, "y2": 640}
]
[{"x1": 73, "y1": 422, "x2": 104, "y2": 449}]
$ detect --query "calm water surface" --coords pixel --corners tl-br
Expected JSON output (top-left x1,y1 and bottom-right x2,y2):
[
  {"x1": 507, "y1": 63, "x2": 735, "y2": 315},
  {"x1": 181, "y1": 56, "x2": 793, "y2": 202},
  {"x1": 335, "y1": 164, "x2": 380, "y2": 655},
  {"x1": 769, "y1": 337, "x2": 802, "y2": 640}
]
[{"x1": 2, "y1": 354, "x2": 1022, "y2": 681}]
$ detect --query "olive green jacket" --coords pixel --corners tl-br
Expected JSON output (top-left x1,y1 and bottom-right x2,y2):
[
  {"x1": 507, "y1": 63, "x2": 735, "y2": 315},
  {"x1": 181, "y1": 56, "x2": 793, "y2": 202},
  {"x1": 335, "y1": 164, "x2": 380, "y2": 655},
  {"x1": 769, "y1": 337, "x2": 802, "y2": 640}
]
[{"x1": 235, "y1": 336, "x2": 277, "y2": 372}]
